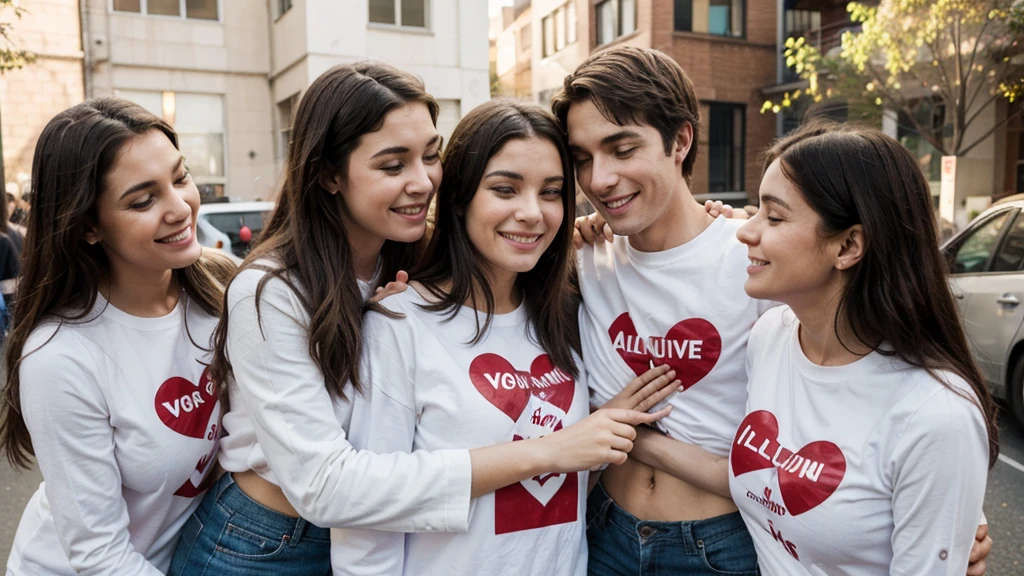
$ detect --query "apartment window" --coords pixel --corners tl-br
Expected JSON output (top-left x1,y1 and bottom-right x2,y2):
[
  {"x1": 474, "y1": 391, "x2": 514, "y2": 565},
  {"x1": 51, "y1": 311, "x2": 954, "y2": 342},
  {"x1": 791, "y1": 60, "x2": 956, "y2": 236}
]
[
  {"x1": 369, "y1": 0, "x2": 428, "y2": 28},
  {"x1": 707, "y1": 103, "x2": 745, "y2": 193},
  {"x1": 113, "y1": 0, "x2": 218, "y2": 20},
  {"x1": 674, "y1": 0, "x2": 744, "y2": 38},
  {"x1": 278, "y1": 0, "x2": 293, "y2": 17},
  {"x1": 278, "y1": 94, "x2": 298, "y2": 158},
  {"x1": 597, "y1": 0, "x2": 636, "y2": 46},
  {"x1": 567, "y1": 1, "x2": 577, "y2": 44},
  {"x1": 555, "y1": 7, "x2": 566, "y2": 52},
  {"x1": 543, "y1": 14, "x2": 555, "y2": 56},
  {"x1": 118, "y1": 90, "x2": 226, "y2": 195},
  {"x1": 542, "y1": 3, "x2": 578, "y2": 57}
]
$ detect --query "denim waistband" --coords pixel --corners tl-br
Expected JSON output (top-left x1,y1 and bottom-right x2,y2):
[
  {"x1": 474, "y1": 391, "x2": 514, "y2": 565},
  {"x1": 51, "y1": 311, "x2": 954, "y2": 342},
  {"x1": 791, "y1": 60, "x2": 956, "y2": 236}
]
[
  {"x1": 205, "y1": 472, "x2": 329, "y2": 543},
  {"x1": 588, "y1": 481, "x2": 749, "y2": 555}
]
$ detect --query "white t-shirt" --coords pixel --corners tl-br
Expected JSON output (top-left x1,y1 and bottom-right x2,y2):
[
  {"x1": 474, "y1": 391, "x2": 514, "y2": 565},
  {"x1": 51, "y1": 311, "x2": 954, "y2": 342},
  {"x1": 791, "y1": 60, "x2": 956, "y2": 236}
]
[
  {"x1": 332, "y1": 289, "x2": 590, "y2": 576},
  {"x1": 729, "y1": 306, "x2": 989, "y2": 575},
  {"x1": 8, "y1": 294, "x2": 220, "y2": 576},
  {"x1": 578, "y1": 216, "x2": 774, "y2": 456},
  {"x1": 217, "y1": 263, "x2": 473, "y2": 531}
]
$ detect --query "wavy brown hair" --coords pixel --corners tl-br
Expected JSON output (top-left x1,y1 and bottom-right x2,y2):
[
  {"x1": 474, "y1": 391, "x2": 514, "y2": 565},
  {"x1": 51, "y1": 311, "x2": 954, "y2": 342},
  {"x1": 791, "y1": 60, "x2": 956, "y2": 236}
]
[
  {"x1": 766, "y1": 119, "x2": 999, "y2": 466},
  {"x1": 411, "y1": 99, "x2": 580, "y2": 377},
  {"x1": 551, "y1": 46, "x2": 700, "y2": 179},
  {"x1": 209, "y1": 62, "x2": 436, "y2": 403},
  {"x1": 1, "y1": 98, "x2": 228, "y2": 469}
]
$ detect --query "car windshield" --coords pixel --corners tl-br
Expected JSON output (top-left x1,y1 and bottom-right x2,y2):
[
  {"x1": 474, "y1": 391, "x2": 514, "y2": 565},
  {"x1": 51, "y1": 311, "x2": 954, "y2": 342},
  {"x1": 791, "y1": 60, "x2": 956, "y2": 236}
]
[{"x1": 204, "y1": 210, "x2": 270, "y2": 258}]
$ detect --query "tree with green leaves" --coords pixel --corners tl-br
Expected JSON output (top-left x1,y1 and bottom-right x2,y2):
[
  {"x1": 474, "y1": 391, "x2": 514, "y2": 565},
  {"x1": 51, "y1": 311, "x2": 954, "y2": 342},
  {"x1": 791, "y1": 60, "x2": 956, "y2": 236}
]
[
  {"x1": 0, "y1": 0, "x2": 33, "y2": 74},
  {"x1": 765, "y1": 0, "x2": 1024, "y2": 158}
]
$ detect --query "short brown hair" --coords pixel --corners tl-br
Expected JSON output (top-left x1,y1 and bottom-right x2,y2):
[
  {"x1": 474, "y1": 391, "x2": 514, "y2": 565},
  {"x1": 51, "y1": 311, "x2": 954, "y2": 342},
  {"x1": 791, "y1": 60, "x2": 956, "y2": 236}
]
[{"x1": 551, "y1": 46, "x2": 700, "y2": 178}]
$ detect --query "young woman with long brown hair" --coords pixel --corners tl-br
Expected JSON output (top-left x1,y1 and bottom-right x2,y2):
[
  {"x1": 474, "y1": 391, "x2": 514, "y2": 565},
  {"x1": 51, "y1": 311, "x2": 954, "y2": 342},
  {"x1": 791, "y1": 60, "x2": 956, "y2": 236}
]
[
  {"x1": 727, "y1": 120, "x2": 997, "y2": 575},
  {"x1": 168, "y1": 63, "x2": 671, "y2": 575},
  {"x1": 1, "y1": 98, "x2": 230, "y2": 575}
]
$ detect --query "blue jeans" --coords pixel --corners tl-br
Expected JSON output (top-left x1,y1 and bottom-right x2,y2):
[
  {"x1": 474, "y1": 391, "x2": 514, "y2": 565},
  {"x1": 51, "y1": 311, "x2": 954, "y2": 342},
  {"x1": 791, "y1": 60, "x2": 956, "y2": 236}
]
[
  {"x1": 586, "y1": 482, "x2": 759, "y2": 576},
  {"x1": 168, "y1": 472, "x2": 330, "y2": 576}
]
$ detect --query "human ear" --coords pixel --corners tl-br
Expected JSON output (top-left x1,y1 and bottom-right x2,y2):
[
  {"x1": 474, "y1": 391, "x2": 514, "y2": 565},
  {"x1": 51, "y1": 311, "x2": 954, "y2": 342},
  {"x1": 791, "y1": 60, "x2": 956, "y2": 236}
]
[
  {"x1": 835, "y1": 224, "x2": 865, "y2": 271},
  {"x1": 319, "y1": 171, "x2": 345, "y2": 195},
  {"x1": 673, "y1": 123, "x2": 694, "y2": 164}
]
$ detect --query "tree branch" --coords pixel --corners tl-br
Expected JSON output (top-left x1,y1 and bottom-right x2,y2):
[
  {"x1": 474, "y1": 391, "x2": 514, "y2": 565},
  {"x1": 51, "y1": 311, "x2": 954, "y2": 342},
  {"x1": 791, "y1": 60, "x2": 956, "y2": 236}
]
[{"x1": 958, "y1": 104, "x2": 1024, "y2": 156}]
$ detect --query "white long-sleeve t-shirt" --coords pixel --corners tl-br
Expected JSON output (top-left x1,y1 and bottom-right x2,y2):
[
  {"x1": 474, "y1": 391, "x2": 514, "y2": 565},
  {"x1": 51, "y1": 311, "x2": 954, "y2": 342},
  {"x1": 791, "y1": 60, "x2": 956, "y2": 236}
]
[
  {"x1": 332, "y1": 289, "x2": 589, "y2": 576},
  {"x1": 7, "y1": 294, "x2": 220, "y2": 576},
  {"x1": 578, "y1": 216, "x2": 776, "y2": 456},
  {"x1": 216, "y1": 263, "x2": 473, "y2": 531},
  {"x1": 729, "y1": 306, "x2": 989, "y2": 575}
]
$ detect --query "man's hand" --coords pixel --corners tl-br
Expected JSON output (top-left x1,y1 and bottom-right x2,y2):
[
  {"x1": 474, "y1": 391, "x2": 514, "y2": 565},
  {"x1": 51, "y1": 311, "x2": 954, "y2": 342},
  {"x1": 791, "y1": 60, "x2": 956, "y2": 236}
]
[
  {"x1": 967, "y1": 523, "x2": 991, "y2": 576},
  {"x1": 574, "y1": 213, "x2": 612, "y2": 249}
]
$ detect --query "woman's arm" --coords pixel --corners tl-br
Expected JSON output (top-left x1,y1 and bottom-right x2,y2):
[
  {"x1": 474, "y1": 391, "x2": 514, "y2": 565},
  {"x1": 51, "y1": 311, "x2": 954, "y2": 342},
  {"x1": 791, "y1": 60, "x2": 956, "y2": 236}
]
[
  {"x1": 227, "y1": 276, "x2": 661, "y2": 532},
  {"x1": 889, "y1": 388, "x2": 989, "y2": 576},
  {"x1": 628, "y1": 426, "x2": 732, "y2": 499},
  {"x1": 20, "y1": 332, "x2": 163, "y2": 576}
]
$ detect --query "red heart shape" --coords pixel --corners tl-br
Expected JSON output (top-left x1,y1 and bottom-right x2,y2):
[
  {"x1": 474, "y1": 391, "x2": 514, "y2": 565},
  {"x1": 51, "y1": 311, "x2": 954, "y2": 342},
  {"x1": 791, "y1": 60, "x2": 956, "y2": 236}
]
[
  {"x1": 608, "y1": 313, "x2": 722, "y2": 390},
  {"x1": 731, "y1": 410, "x2": 846, "y2": 516},
  {"x1": 154, "y1": 368, "x2": 220, "y2": 439},
  {"x1": 469, "y1": 353, "x2": 575, "y2": 421}
]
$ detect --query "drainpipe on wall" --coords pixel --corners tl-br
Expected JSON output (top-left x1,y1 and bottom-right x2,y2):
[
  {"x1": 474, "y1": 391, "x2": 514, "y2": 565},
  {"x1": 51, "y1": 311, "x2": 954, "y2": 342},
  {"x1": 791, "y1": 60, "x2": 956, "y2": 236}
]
[
  {"x1": 775, "y1": 0, "x2": 784, "y2": 137},
  {"x1": 81, "y1": 0, "x2": 92, "y2": 98}
]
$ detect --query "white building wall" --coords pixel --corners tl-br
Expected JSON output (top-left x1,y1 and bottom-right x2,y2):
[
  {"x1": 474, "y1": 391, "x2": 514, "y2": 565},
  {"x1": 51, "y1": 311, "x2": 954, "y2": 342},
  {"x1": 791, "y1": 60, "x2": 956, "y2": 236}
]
[
  {"x1": 83, "y1": 0, "x2": 276, "y2": 200},
  {"x1": 270, "y1": 0, "x2": 489, "y2": 152}
]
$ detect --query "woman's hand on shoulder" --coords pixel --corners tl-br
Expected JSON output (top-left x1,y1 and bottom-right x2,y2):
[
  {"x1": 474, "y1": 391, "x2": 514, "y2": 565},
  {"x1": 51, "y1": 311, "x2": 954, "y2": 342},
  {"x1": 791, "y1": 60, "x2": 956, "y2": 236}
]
[
  {"x1": 704, "y1": 200, "x2": 750, "y2": 220},
  {"x1": 370, "y1": 270, "x2": 409, "y2": 304}
]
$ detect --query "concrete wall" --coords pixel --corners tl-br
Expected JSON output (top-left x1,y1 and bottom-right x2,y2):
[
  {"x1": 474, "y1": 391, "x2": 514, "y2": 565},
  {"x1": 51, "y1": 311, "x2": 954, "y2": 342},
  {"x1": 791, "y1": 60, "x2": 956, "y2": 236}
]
[
  {"x1": 83, "y1": 0, "x2": 276, "y2": 200},
  {"x1": 0, "y1": 0, "x2": 85, "y2": 191}
]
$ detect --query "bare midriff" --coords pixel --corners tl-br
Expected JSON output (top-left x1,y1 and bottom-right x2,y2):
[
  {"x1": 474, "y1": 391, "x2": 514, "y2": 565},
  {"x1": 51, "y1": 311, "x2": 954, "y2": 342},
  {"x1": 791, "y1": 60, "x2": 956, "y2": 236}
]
[
  {"x1": 600, "y1": 458, "x2": 737, "y2": 522},
  {"x1": 233, "y1": 469, "x2": 301, "y2": 518}
]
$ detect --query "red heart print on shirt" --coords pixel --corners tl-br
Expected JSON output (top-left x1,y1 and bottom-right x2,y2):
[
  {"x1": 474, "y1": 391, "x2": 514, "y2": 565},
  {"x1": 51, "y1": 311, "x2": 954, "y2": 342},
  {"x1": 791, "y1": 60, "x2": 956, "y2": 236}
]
[
  {"x1": 608, "y1": 312, "x2": 722, "y2": 390},
  {"x1": 469, "y1": 353, "x2": 579, "y2": 534},
  {"x1": 731, "y1": 410, "x2": 846, "y2": 516},
  {"x1": 154, "y1": 368, "x2": 220, "y2": 440}
]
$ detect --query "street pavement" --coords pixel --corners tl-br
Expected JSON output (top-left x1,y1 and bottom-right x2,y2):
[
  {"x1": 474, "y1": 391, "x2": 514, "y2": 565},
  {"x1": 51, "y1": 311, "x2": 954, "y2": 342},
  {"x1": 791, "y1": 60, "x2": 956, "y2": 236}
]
[{"x1": 1, "y1": 411, "x2": 1023, "y2": 572}]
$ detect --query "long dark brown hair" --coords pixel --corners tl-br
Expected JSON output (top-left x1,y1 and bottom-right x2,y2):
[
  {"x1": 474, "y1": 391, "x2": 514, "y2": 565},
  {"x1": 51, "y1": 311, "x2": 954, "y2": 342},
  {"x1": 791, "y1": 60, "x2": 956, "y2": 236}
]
[
  {"x1": 766, "y1": 119, "x2": 999, "y2": 466},
  {"x1": 209, "y1": 62, "x2": 435, "y2": 402},
  {"x1": 411, "y1": 99, "x2": 580, "y2": 377},
  {"x1": 1, "y1": 98, "x2": 228, "y2": 469}
]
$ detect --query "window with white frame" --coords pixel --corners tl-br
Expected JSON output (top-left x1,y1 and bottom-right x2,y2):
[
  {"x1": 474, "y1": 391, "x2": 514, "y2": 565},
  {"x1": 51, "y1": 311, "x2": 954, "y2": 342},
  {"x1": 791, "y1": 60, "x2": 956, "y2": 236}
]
[
  {"x1": 369, "y1": 0, "x2": 429, "y2": 28},
  {"x1": 596, "y1": 0, "x2": 636, "y2": 46},
  {"x1": 118, "y1": 90, "x2": 226, "y2": 196},
  {"x1": 113, "y1": 0, "x2": 218, "y2": 20},
  {"x1": 541, "y1": 2, "x2": 578, "y2": 57}
]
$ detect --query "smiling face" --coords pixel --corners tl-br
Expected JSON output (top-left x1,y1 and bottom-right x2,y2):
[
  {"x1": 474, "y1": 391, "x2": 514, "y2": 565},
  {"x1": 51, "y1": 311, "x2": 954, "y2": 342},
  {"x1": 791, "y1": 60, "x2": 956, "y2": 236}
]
[
  {"x1": 465, "y1": 137, "x2": 566, "y2": 284},
  {"x1": 737, "y1": 159, "x2": 845, "y2": 307},
  {"x1": 566, "y1": 98, "x2": 690, "y2": 243},
  {"x1": 88, "y1": 129, "x2": 201, "y2": 278},
  {"x1": 327, "y1": 102, "x2": 442, "y2": 251}
]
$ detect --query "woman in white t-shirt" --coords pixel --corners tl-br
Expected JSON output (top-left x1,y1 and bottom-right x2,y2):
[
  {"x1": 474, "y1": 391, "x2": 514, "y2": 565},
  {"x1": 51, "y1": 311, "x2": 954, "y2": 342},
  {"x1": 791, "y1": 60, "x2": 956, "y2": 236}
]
[
  {"x1": 726, "y1": 120, "x2": 998, "y2": 575},
  {"x1": 1, "y1": 98, "x2": 232, "y2": 574},
  {"x1": 168, "y1": 63, "x2": 670, "y2": 575},
  {"x1": 332, "y1": 98, "x2": 679, "y2": 576}
]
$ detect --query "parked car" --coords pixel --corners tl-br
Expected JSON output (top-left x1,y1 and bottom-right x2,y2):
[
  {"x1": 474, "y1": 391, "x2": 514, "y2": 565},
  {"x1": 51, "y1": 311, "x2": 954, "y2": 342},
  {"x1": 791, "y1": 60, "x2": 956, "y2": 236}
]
[
  {"x1": 942, "y1": 199, "x2": 1024, "y2": 430},
  {"x1": 196, "y1": 201, "x2": 275, "y2": 262}
]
